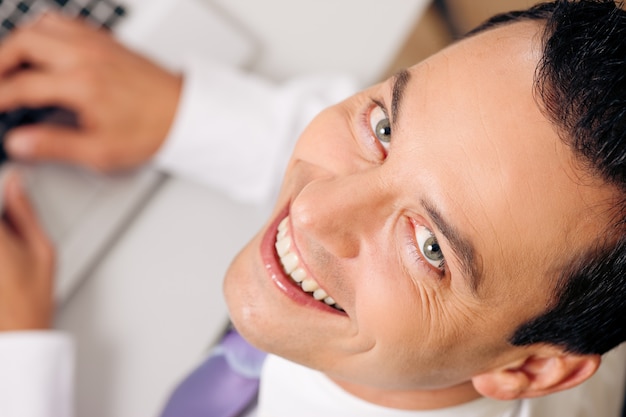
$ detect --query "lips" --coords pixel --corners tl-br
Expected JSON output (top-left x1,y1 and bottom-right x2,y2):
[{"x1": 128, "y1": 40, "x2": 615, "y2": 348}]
[{"x1": 261, "y1": 207, "x2": 345, "y2": 314}]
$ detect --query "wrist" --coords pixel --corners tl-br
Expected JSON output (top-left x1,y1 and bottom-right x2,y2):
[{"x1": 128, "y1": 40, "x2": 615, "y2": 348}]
[{"x1": 147, "y1": 71, "x2": 184, "y2": 158}]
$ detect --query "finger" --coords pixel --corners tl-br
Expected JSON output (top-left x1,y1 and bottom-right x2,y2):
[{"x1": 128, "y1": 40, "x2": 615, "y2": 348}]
[
  {"x1": 5, "y1": 126, "x2": 108, "y2": 169},
  {"x1": 0, "y1": 200, "x2": 13, "y2": 242},
  {"x1": 0, "y1": 26, "x2": 73, "y2": 77},
  {"x1": 0, "y1": 70, "x2": 85, "y2": 111},
  {"x1": 2, "y1": 172, "x2": 51, "y2": 256}
]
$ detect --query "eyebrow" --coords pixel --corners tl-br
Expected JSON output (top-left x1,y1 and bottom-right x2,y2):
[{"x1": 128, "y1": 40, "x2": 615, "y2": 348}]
[
  {"x1": 422, "y1": 199, "x2": 484, "y2": 295},
  {"x1": 390, "y1": 69, "x2": 411, "y2": 131}
]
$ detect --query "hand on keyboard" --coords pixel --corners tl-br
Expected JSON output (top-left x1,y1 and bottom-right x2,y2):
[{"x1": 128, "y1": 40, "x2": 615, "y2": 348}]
[{"x1": 0, "y1": 13, "x2": 181, "y2": 172}]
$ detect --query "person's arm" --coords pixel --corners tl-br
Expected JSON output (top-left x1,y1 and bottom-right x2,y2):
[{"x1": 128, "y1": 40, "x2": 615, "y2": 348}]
[
  {"x1": 0, "y1": 14, "x2": 359, "y2": 204},
  {"x1": 0, "y1": 172, "x2": 72, "y2": 417},
  {"x1": 0, "y1": 331, "x2": 73, "y2": 417},
  {"x1": 154, "y1": 56, "x2": 358, "y2": 203}
]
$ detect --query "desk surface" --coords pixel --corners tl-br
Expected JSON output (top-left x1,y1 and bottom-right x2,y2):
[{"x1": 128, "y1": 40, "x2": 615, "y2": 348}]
[{"x1": 57, "y1": 176, "x2": 269, "y2": 417}]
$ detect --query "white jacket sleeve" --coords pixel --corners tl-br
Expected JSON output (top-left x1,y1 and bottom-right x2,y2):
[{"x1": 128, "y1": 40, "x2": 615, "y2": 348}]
[
  {"x1": 153, "y1": 56, "x2": 360, "y2": 204},
  {"x1": 0, "y1": 331, "x2": 74, "y2": 417},
  {"x1": 115, "y1": 0, "x2": 361, "y2": 204}
]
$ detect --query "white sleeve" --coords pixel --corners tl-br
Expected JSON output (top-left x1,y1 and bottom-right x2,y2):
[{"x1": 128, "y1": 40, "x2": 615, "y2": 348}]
[
  {"x1": 113, "y1": 0, "x2": 360, "y2": 204},
  {"x1": 0, "y1": 331, "x2": 74, "y2": 417},
  {"x1": 153, "y1": 56, "x2": 360, "y2": 204}
]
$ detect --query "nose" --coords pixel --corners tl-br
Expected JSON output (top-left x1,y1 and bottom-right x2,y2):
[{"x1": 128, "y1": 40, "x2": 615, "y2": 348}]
[{"x1": 289, "y1": 165, "x2": 392, "y2": 259}]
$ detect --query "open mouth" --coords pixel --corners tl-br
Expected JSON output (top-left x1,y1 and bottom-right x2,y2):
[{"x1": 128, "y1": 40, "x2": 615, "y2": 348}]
[{"x1": 275, "y1": 216, "x2": 344, "y2": 312}]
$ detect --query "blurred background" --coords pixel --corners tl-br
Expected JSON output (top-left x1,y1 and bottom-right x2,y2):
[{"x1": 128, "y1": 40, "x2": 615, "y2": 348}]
[{"x1": 384, "y1": 0, "x2": 540, "y2": 78}]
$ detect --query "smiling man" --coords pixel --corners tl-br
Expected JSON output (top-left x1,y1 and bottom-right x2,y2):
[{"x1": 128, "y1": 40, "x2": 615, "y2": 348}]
[
  {"x1": 0, "y1": 0, "x2": 624, "y2": 416},
  {"x1": 223, "y1": 0, "x2": 626, "y2": 414}
]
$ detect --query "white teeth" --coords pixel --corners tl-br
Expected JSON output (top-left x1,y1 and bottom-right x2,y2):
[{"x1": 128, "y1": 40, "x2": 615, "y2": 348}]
[
  {"x1": 313, "y1": 289, "x2": 328, "y2": 300},
  {"x1": 277, "y1": 228, "x2": 288, "y2": 240},
  {"x1": 275, "y1": 215, "x2": 343, "y2": 312},
  {"x1": 301, "y1": 278, "x2": 319, "y2": 293},
  {"x1": 278, "y1": 217, "x2": 289, "y2": 232},
  {"x1": 281, "y1": 253, "x2": 299, "y2": 274},
  {"x1": 275, "y1": 236, "x2": 291, "y2": 257},
  {"x1": 290, "y1": 268, "x2": 306, "y2": 283}
]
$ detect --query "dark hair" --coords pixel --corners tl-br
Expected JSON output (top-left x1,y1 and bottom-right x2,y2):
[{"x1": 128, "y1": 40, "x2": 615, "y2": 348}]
[{"x1": 471, "y1": 0, "x2": 626, "y2": 355}]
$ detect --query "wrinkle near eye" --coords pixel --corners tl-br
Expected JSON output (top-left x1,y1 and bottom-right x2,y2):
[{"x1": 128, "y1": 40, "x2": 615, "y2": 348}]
[
  {"x1": 420, "y1": 288, "x2": 481, "y2": 354},
  {"x1": 414, "y1": 283, "x2": 444, "y2": 349}
]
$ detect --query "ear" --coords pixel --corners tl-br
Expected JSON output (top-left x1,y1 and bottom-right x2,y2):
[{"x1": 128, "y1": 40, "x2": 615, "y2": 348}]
[{"x1": 471, "y1": 347, "x2": 601, "y2": 400}]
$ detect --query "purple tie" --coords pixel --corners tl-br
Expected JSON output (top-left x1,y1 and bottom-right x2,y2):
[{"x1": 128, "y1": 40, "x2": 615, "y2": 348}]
[{"x1": 159, "y1": 329, "x2": 267, "y2": 417}]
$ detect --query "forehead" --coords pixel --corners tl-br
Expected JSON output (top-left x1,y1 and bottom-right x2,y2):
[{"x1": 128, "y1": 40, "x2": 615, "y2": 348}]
[{"x1": 392, "y1": 22, "x2": 616, "y2": 300}]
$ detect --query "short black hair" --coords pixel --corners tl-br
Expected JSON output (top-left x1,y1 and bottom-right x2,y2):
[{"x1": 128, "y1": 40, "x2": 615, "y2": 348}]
[{"x1": 471, "y1": 0, "x2": 626, "y2": 355}]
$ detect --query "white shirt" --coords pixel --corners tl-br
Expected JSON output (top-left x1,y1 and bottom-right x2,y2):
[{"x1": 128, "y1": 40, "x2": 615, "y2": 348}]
[
  {"x1": 0, "y1": 332, "x2": 74, "y2": 417},
  {"x1": 154, "y1": 56, "x2": 358, "y2": 204},
  {"x1": 257, "y1": 346, "x2": 626, "y2": 417}
]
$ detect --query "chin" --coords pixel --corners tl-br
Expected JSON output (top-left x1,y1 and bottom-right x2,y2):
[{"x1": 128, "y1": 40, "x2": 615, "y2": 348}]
[
  {"x1": 223, "y1": 237, "x2": 265, "y2": 338},
  {"x1": 222, "y1": 233, "x2": 288, "y2": 353}
]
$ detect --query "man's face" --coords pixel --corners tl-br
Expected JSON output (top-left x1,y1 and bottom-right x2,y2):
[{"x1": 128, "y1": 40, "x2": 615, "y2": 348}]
[{"x1": 224, "y1": 21, "x2": 616, "y2": 397}]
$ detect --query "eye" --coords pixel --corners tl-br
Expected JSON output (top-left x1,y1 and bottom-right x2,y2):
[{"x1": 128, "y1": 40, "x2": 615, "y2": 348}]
[
  {"x1": 369, "y1": 104, "x2": 391, "y2": 151},
  {"x1": 415, "y1": 225, "x2": 445, "y2": 270}
]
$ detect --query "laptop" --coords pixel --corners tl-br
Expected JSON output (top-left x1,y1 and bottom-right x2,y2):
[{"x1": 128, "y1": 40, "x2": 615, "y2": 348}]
[{"x1": 0, "y1": 0, "x2": 256, "y2": 302}]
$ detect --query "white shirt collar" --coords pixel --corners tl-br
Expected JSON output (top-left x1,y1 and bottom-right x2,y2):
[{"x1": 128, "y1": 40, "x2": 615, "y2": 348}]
[{"x1": 258, "y1": 354, "x2": 519, "y2": 417}]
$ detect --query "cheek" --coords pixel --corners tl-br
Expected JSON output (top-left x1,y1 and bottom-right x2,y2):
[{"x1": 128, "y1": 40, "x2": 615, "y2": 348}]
[
  {"x1": 350, "y1": 284, "x2": 489, "y2": 388},
  {"x1": 353, "y1": 263, "x2": 499, "y2": 365},
  {"x1": 352, "y1": 260, "x2": 434, "y2": 352}
]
